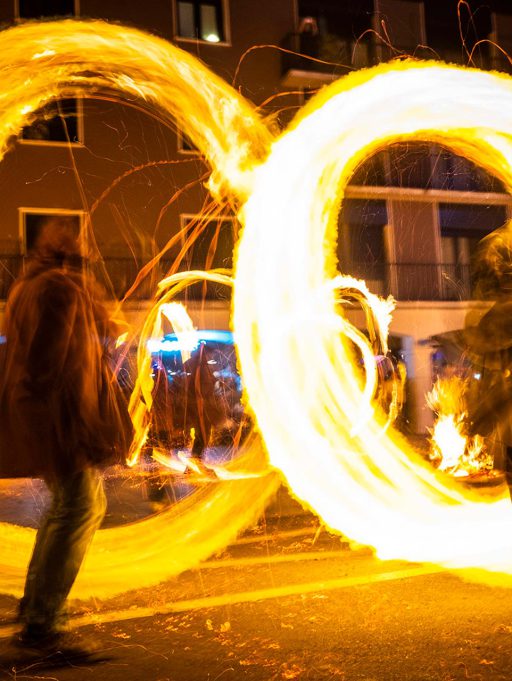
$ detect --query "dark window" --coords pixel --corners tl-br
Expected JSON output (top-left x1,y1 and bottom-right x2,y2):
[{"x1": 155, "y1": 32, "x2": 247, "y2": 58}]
[
  {"x1": 24, "y1": 213, "x2": 80, "y2": 254},
  {"x1": 388, "y1": 142, "x2": 434, "y2": 189},
  {"x1": 339, "y1": 200, "x2": 387, "y2": 284},
  {"x1": 350, "y1": 150, "x2": 387, "y2": 186},
  {"x1": 377, "y1": 142, "x2": 504, "y2": 192},
  {"x1": 431, "y1": 145, "x2": 505, "y2": 193},
  {"x1": 179, "y1": 218, "x2": 235, "y2": 299},
  {"x1": 299, "y1": 0, "x2": 373, "y2": 41},
  {"x1": 440, "y1": 202, "x2": 507, "y2": 299},
  {"x1": 440, "y1": 203, "x2": 507, "y2": 239},
  {"x1": 18, "y1": 0, "x2": 75, "y2": 18},
  {"x1": 424, "y1": 1, "x2": 491, "y2": 67},
  {"x1": 21, "y1": 98, "x2": 80, "y2": 144},
  {"x1": 176, "y1": 1, "x2": 224, "y2": 42},
  {"x1": 297, "y1": 0, "x2": 374, "y2": 67}
]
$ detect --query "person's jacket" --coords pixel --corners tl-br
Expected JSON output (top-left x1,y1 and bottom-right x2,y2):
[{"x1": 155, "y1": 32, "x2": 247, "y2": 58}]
[
  {"x1": 462, "y1": 297, "x2": 512, "y2": 441},
  {"x1": 0, "y1": 257, "x2": 132, "y2": 479}
]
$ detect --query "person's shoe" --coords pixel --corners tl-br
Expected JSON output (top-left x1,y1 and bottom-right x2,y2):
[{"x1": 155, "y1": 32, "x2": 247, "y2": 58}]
[{"x1": 14, "y1": 627, "x2": 104, "y2": 661}]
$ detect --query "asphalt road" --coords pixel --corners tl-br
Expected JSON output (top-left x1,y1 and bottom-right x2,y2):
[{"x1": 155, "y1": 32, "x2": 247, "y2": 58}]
[{"x1": 1, "y1": 482, "x2": 512, "y2": 680}]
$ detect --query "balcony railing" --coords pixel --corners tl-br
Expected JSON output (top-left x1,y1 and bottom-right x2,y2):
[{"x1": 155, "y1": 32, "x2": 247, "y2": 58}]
[
  {"x1": 281, "y1": 32, "x2": 373, "y2": 84},
  {"x1": 345, "y1": 262, "x2": 479, "y2": 302},
  {"x1": 0, "y1": 256, "x2": 487, "y2": 303},
  {"x1": 0, "y1": 256, "x2": 232, "y2": 302}
]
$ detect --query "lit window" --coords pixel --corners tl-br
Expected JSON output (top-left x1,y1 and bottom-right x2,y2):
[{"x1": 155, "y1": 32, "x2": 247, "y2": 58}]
[
  {"x1": 20, "y1": 98, "x2": 82, "y2": 144},
  {"x1": 176, "y1": 1, "x2": 225, "y2": 43},
  {"x1": 17, "y1": 0, "x2": 76, "y2": 19}
]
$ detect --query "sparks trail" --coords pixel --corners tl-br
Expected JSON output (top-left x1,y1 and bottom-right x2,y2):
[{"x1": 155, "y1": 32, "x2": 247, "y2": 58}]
[
  {"x1": 232, "y1": 43, "x2": 353, "y2": 93},
  {"x1": 88, "y1": 159, "x2": 202, "y2": 220},
  {"x1": 120, "y1": 178, "x2": 230, "y2": 302}
]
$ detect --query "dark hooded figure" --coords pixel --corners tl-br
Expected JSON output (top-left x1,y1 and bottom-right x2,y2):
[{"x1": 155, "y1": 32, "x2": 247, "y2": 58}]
[
  {"x1": 0, "y1": 217, "x2": 132, "y2": 656},
  {"x1": 461, "y1": 227, "x2": 512, "y2": 493}
]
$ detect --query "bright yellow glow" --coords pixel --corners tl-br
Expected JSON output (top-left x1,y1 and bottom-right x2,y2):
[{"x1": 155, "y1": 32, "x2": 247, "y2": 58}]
[
  {"x1": 4, "y1": 20, "x2": 512, "y2": 596},
  {"x1": 0, "y1": 20, "x2": 279, "y2": 598},
  {"x1": 428, "y1": 376, "x2": 491, "y2": 476},
  {"x1": 234, "y1": 60, "x2": 512, "y2": 576},
  {"x1": 432, "y1": 414, "x2": 468, "y2": 473},
  {"x1": 159, "y1": 302, "x2": 197, "y2": 364}
]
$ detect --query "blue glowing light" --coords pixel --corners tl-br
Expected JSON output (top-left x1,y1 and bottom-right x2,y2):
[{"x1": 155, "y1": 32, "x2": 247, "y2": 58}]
[{"x1": 147, "y1": 329, "x2": 233, "y2": 354}]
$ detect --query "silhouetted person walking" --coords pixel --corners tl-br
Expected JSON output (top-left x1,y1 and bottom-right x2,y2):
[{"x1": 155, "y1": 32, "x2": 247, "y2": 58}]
[{"x1": 0, "y1": 217, "x2": 131, "y2": 658}]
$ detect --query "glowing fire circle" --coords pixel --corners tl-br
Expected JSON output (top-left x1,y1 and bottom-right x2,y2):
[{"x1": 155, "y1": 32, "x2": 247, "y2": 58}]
[
  {"x1": 234, "y1": 61, "x2": 512, "y2": 577},
  {"x1": 0, "y1": 20, "x2": 279, "y2": 598},
  {"x1": 3, "y1": 19, "x2": 512, "y2": 597}
]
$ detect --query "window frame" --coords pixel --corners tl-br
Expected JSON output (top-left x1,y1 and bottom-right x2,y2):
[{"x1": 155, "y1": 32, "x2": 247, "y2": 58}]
[
  {"x1": 19, "y1": 207, "x2": 85, "y2": 255},
  {"x1": 17, "y1": 97, "x2": 85, "y2": 148},
  {"x1": 173, "y1": 0, "x2": 231, "y2": 46},
  {"x1": 14, "y1": 0, "x2": 80, "y2": 21}
]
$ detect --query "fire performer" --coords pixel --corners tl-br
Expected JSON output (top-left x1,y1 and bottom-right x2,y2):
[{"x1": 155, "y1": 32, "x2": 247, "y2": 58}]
[
  {"x1": 459, "y1": 227, "x2": 512, "y2": 493},
  {"x1": 0, "y1": 217, "x2": 132, "y2": 657}
]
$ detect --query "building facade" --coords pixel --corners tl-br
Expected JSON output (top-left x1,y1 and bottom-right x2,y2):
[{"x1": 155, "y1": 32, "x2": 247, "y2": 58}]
[{"x1": 0, "y1": 0, "x2": 510, "y2": 433}]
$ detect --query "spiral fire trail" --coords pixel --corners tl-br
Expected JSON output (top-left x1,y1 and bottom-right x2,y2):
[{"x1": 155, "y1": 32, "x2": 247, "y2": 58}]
[{"x1": 234, "y1": 60, "x2": 512, "y2": 577}]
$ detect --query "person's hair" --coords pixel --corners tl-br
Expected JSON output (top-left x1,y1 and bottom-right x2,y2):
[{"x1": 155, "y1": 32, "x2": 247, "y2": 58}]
[{"x1": 34, "y1": 216, "x2": 81, "y2": 258}]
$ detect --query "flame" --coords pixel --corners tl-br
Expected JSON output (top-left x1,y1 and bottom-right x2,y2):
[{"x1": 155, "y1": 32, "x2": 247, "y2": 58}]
[
  {"x1": 428, "y1": 377, "x2": 492, "y2": 477},
  {"x1": 0, "y1": 19, "x2": 273, "y2": 201},
  {"x1": 431, "y1": 414, "x2": 469, "y2": 474},
  {"x1": 234, "y1": 60, "x2": 512, "y2": 576}
]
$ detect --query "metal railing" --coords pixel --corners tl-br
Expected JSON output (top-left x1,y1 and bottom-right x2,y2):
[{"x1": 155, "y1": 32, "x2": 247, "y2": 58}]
[
  {"x1": 0, "y1": 256, "x2": 485, "y2": 303},
  {"x1": 345, "y1": 262, "x2": 477, "y2": 302},
  {"x1": 0, "y1": 255, "x2": 232, "y2": 302},
  {"x1": 281, "y1": 32, "x2": 374, "y2": 78}
]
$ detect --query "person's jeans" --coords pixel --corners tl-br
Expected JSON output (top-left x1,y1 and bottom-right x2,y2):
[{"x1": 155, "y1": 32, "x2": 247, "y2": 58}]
[{"x1": 20, "y1": 467, "x2": 106, "y2": 632}]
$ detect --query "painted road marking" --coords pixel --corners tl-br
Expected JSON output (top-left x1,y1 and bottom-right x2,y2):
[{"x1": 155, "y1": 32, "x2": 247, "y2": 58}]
[{"x1": 0, "y1": 563, "x2": 443, "y2": 638}]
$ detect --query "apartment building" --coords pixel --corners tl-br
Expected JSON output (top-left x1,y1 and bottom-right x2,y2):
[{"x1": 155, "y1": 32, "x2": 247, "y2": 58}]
[
  {"x1": 0, "y1": 0, "x2": 297, "y2": 326},
  {"x1": 283, "y1": 0, "x2": 512, "y2": 432},
  {"x1": 0, "y1": 0, "x2": 511, "y2": 432}
]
